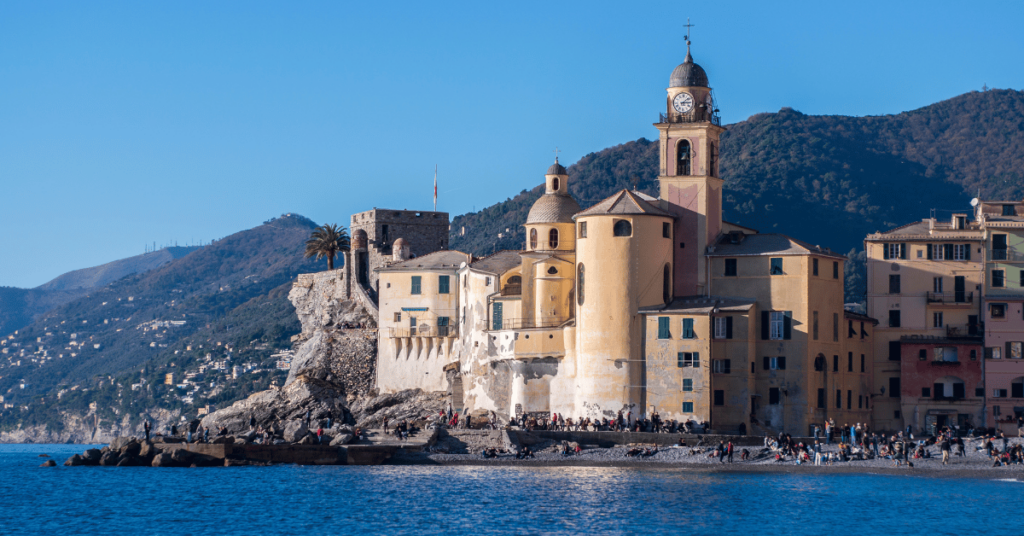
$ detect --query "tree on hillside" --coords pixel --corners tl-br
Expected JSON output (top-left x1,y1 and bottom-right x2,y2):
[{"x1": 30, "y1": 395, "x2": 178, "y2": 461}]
[{"x1": 304, "y1": 224, "x2": 350, "y2": 270}]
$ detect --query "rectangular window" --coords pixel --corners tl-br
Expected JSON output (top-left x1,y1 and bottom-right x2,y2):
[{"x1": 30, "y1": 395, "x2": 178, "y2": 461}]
[
  {"x1": 662, "y1": 222, "x2": 670, "y2": 238},
  {"x1": 836, "y1": 390, "x2": 842, "y2": 409},
  {"x1": 677, "y1": 352, "x2": 699, "y2": 368},
  {"x1": 682, "y1": 378, "x2": 693, "y2": 392},
  {"x1": 1011, "y1": 342, "x2": 1023, "y2": 359},
  {"x1": 833, "y1": 355, "x2": 838, "y2": 372},
  {"x1": 492, "y1": 303, "x2": 503, "y2": 331},
  {"x1": 657, "y1": 317, "x2": 671, "y2": 339},
  {"x1": 933, "y1": 312, "x2": 943, "y2": 328},
  {"x1": 994, "y1": 389, "x2": 1008, "y2": 398},
  {"x1": 1003, "y1": 204, "x2": 1016, "y2": 216},
  {"x1": 931, "y1": 244, "x2": 945, "y2": 260},
  {"x1": 817, "y1": 388, "x2": 825, "y2": 408},
  {"x1": 764, "y1": 356, "x2": 786, "y2": 370},
  {"x1": 813, "y1": 258, "x2": 819, "y2": 276},
  {"x1": 682, "y1": 401, "x2": 694, "y2": 413},
  {"x1": 769, "y1": 387, "x2": 780, "y2": 405},
  {"x1": 762, "y1": 311, "x2": 791, "y2": 340},
  {"x1": 713, "y1": 359, "x2": 731, "y2": 374},
  {"x1": 933, "y1": 277, "x2": 943, "y2": 293},
  {"x1": 848, "y1": 390, "x2": 852, "y2": 409},
  {"x1": 991, "y1": 303, "x2": 1006, "y2": 319},
  {"x1": 411, "y1": 276, "x2": 422, "y2": 295},
  {"x1": 833, "y1": 313, "x2": 839, "y2": 342},
  {"x1": 888, "y1": 340, "x2": 901, "y2": 361},
  {"x1": 860, "y1": 354, "x2": 865, "y2": 372},
  {"x1": 713, "y1": 390, "x2": 724, "y2": 406},
  {"x1": 579, "y1": 222, "x2": 587, "y2": 238},
  {"x1": 682, "y1": 318, "x2": 695, "y2": 339},
  {"x1": 848, "y1": 352, "x2": 853, "y2": 372},
  {"x1": 437, "y1": 316, "x2": 450, "y2": 335},
  {"x1": 848, "y1": 320, "x2": 856, "y2": 338},
  {"x1": 724, "y1": 258, "x2": 737, "y2": 276},
  {"x1": 770, "y1": 257, "x2": 783, "y2": 275},
  {"x1": 1012, "y1": 382, "x2": 1024, "y2": 398},
  {"x1": 889, "y1": 377, "x2": 900, "y2": 398},
  {"x1": 1020, "y1": 270, "x2": 1024, "y2": 287},
  {"x1": 438, "y1": 275, "x2": 450, "y2": 294},
  {"x1": 918, "y1": 349, "x2": 927, "y2": 360},
  {"x1": 859, "y1": 395, "x2": 863, "y2": 409},
  {"x1": 888, "y1": 310, "x2": 901, "y2": 328},
  {"x1": 713, "y1": 317, "x2": 732, "y2": 339},
  {"x1": 994, "y1": 406, "x2": 1002, "y2": 417},
  {"x1": 922, "y1": 387, "x2": 931, "y2": 398},
  {"x1": 833, "y1": 261, "x2": 839, "y2": 279},
  {"x1": 993, "y1": 270, "x2": 1005, "y2": 288},
  {"x1": 993, "y1": 234, "x2": 1008, "y2": 260},
  {"x1": 883, "y1": 243, "x2": 906, "y2": 260},
  {"x1": 394, "y1": 312, "x2": 402, "y2": 322},
  {"x1": 889, "y1": 274, "x2": 901, "y2": 294},
  {"x1": 813, "y1": 311, "x2": 819, "y2": 340},
  {"x1": 953, "y1": 244, "x2": 968, "y2": 261}
]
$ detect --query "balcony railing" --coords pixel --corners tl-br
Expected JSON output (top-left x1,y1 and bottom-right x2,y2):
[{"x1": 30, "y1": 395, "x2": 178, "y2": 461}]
[
  {"x1": 500, "y1": 284, "x2": 522, "y2": 296},
  {"x1": 987, "y1": 249, "x2": 1024, "y2": 262},
  {"x1": 946, "y1": 324, "x2": 982, "y2": 338},
  {"x1": 526, "y1": 240, "x2": 575, "y2": 253},
  {"x1": 387, "y1": 326, "x2": 458, "y2": 338},
  {"x1": 659, "y1": 110, "x2": 722, "y2": 126},
  {"x1": 927, "y1": 292, "x2": 973, "y2": 304},
  {"x1": 500, "y1": 317, "x2": 566, "y2": 330}
]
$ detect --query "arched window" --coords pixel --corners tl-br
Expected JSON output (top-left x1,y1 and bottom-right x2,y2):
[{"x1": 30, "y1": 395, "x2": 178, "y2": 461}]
[
  {"x1": 814, "y1": 354, "x2": 826, "y2": 372},
  {"x1": 677, "y1": 140, "x2": 691, "y2": 176},
  {"x1": 709, "y1": 141, "x2": 718, "y2": 177},
  {"x1": 507, "y1": 275, "x2": 521, "y2": 286},
  {"x1": 530, "y1": 228, "x2": 538, "y2": 249},
  {"x1": 577, "y1": 263, "x2": 585, "y2": 305},
  {"x1": 613, "y1": 220, "x2": 632, "y2": 237},
  {"x1": 552, "y1": 177, "x2": 560, "y2": 191},
  {"x1": 549, "y1": 228, "x2": 559, "y2": 249},
  {"x1": 663, "y1": 264, "x2": 671, "y2": 304},
  {"x1": 547, "y1": 266, "x2": 558, "y2": 275}
]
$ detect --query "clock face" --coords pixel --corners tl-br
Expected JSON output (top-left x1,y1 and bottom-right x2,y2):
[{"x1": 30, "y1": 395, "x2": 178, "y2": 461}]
[{"x1": 672, "y1": 92, "x2": 694, "y2": 113}]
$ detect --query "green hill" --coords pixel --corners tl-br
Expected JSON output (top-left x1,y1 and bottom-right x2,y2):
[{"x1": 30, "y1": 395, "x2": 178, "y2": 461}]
[{"x1": 450, "y1": 89, "x2": 1024, "y2": 302}]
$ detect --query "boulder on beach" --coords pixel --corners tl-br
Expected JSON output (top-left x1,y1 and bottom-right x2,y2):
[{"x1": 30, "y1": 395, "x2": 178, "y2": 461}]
[
  {"x1": 151, "y1": 452, "x2": 174, "y2": 467},
  {"x1": 83, "y1": 449, "x2": 102, "y2": 464},
  {"x1": 99, "y1": 451, "x2": 119, "y2": 466},
  {"x1": 64, "y1": 454, "x2": 84, "y2": 466},
  {"x1": 40, "y1": 460, "x2": 56, "y2": 467},
  {"x1": 283, "y1": 420, "x2": 308, "y2": 443},
  {"x1": 330, "y1": 433, "x2": 354, "y2": 446}
]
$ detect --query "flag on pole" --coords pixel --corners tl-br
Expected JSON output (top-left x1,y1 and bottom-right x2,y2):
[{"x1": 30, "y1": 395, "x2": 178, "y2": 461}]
[{"x1": 433, "y1": 164, "x2": 437, "y2": 211}]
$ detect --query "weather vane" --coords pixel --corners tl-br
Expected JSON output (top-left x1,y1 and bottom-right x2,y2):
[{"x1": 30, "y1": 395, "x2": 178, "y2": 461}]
[
  {"x1": 554, "y1": 147, "x2": 561, "y2": 161},
  {"x1": 683, "y1": 17, "x2": 694, "y2": 44}
]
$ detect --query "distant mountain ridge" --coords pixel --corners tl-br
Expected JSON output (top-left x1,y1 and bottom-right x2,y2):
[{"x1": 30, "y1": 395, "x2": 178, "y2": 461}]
[
  {"x1": 37, "y1": 246, "x2": 202, "y2": 292},
  {"x1": 450, "y1": 89, "x2": 1024, "y2": 300}
]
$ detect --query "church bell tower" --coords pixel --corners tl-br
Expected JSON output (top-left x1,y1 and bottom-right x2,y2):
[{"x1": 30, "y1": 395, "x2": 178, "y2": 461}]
[{"x1": 656, "y1": 36, "x2": 725, "y2": 297}]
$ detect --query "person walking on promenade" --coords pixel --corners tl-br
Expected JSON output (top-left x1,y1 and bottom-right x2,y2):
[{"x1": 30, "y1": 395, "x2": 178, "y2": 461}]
[
  {"x1": 956, "y1": 437, "x2": 966, "y2": 457},
  {"x1": 317, "y1": 427, "x2": 323, "y2": 444},
  {"x1": 813, "y1": 440, "x2": 822, "y2": 465},
  {"x1": 718, "y1": 441, "x2": 727, "y2": 463},
  {"x1": 727, "y1": 441, "x2": 734, "y2": 463},
  {"x1": 941, "y1": 436, "x2": 951, "y2": 465},
  {"x1": 825, "y1": 421, "x2": 832, "y2": 445},
  {"x1": 850, "y1": 423, "x2": 858, "y2": 446},
  {"x1": 814, "y1": 425, "x2": 820, "y2": 442}
]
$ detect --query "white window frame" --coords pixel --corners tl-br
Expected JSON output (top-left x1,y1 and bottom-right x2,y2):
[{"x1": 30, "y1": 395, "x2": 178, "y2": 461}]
[
  {"x1": 887, "y1": 244, "x2": 901, "y2": 258},
  {"x1": 932, "y1": 244, "x2": 945, "y2": 260},
  {"x1": 953, "y1": 244, "x2": 968, "y2": 261},
  {"x1": 713, "y1": 359, "x2": 728, "y2": 373},
  {"x1": 770, "y1": 312, "x2": 785, "y2": 340},
  {"x1": 993, "y1": 389, "x2": 1007, "y2": 398},
  {"x1": 933, "y1": 312, "x2": 943, "y2": 328},
  {"x1": 713, "y1": 317, "x2": 728, "y2": 339},
  {"x1": 678, "y1": 352, "x2": 698, "y2": 368},
  {"x1": 769, "y1": 357, "x2": 782, "y2": 370},
  {"x1": 933, "y1": 277, "x2": 943, "y2": 293}
]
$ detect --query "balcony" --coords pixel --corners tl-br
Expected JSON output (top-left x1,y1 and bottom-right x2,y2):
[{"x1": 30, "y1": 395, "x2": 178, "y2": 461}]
[
  {"x1": 945, "y1": 324, "x2": 982, "y2": 338},
  {"x1": 658, "y1": 110, "x2": 722, "y2": 126},
  {"x1": 987, "y1": 249, "x2": 1024, "y2": 262},
  {"x1": 500, "y1": 317, "x2": 566, "y2": 330},
  {"x1": 926, "y1": 292, "x2": 973, "y2": 305},
  {"x1": 500, "y1": 284, "x2": 522, "y2": 296},
  {"x1": 387, "y1": 326, "x2": 458, "y2": 338}
]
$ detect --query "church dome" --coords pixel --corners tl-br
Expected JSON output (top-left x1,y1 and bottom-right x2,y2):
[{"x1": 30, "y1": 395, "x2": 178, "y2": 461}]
[
  {"x1": 526, "y1": 194, "x2": 581, "y2": 225},
  {"x1": 547, "y1": 161, "x2": 568, "y2": 175},
  {"x1": 669, "y1": 50, "x2": 708, "y2": 88}
]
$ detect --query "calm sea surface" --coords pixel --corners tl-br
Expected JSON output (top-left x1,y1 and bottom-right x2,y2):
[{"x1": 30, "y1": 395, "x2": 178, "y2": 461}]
[{"x1": 1, "y1": 443, "x2": 1019, "y2": 535}]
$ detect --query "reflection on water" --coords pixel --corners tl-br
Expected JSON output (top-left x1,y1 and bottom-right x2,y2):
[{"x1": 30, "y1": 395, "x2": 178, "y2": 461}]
[{"x1": 0, "y1": 444, "x2": 1016, "y2": 536}]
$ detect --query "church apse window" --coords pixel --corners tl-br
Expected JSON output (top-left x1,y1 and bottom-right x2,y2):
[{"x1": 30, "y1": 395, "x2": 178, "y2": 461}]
[
  {"x1": 577, "y1": 263, "x2": 585, "y2": 305},
  {"x1": 549, "y1": 228, "x2": 559, "y2": 249},
  {"x1": 552, "y1": 177, "x2": 559, "y2": 191},
  {"x1": 677, "y1": 140, "x2": 691, "y2": 176},
  {"x1": 613, "y1": 220, "x2": 632, "y2": 237},
  {"x1": 530, "y1": 228, "x2": 538, "y2": 249}
]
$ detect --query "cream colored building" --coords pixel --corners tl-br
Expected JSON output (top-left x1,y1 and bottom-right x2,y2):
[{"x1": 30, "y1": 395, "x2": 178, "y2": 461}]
[{"x1": 371, "y1": 45, "x2": 872, "y2": 434}]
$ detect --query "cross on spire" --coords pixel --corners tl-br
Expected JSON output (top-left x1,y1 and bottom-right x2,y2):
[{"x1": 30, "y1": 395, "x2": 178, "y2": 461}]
[
  {"x1": 553, "y1": 147, "x2": 561, "y2": 162},
  {"x1": 683, "y1": 18, "x2": 694, "y2": 44}
]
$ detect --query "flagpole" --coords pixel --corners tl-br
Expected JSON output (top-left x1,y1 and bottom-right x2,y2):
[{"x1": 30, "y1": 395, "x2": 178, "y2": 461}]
[{"x1": 433, "y1": 164, "x2": 438, "y2": 212}]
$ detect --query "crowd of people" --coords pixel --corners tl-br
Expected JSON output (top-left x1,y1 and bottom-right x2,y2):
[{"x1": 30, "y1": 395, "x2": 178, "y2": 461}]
[{"x1": 505, "y1": 410, "x2": 709, "y2": 434}]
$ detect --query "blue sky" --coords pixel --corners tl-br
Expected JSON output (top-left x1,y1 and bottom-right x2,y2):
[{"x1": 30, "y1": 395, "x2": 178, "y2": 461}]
[{"x1": 2, "y1": 1, "x2": 1023, "y2": 288}]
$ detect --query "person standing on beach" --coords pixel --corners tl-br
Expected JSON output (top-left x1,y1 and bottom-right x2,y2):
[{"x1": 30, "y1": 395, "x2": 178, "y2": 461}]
[
  {"x1": 727, "y1": 441, "x2": 734, "y2": 463},
  {"x1": 940, "y1": 436, "x2": 951, "y2": 465},
  {"x1": 825, "y1": 421, "x2": 832, "y2": 445},
  {"x1": 813, "y1": 440, "x2": 822, "y2": 465},
  {"x1": 718, "y1": 441, "x2": 726, "y2": 463},
  {"x1": 814, "y1": 425, "x2": 820, "y2": 442}
]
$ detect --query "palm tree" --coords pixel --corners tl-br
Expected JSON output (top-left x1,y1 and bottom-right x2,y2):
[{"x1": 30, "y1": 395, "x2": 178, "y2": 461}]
[{"x1": 304, "y1": 224, "x2": 350, "y2": 270}]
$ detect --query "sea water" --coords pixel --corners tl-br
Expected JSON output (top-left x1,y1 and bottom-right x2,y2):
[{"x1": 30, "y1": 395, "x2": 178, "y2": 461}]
[{"x1": 0, "y1": 443, "x2": 1016, "y2": 535}]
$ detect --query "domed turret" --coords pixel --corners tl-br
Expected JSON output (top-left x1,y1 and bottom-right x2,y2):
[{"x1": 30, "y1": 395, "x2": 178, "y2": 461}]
[
  {"x1": 352, "y1": 229, "x2": 368, "y2": 250},
  {"x1": 669, "y1": 47, "x2": 709, "y2": 88},
  {"x1": 393, "y1": 237, "x2": 410, "y2": 261},
  {"x1": 526, "y1": 158, "x2": 580, "y2": 225}
]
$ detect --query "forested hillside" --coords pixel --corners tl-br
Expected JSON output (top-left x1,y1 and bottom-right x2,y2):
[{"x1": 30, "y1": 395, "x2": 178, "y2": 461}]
[{"x1": 450, "y1": 89, "x2": 1024, "y2": 301}]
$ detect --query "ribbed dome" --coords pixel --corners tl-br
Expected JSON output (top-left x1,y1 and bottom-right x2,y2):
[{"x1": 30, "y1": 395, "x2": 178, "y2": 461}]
[
  {"x1": 393, "y1": 237, "x2": 409, "y2": 247},
  {"x1": 547, "y1": 160, "x2": 568, "y2": 175},
  {"x1": 669, "y1": 50, "x2": 709, "y2": 88},
  {"x1": 526, "y1": 194, "x2": 581, "y2": 224}
]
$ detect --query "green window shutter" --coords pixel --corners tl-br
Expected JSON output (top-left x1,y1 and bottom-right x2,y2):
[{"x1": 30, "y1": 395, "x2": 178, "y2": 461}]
[
  {"x1": 724, "y1": 359, "x2": 731, "y2": 374},
  {"x1": 693, "y1": 352, "x2": 699, "y2": 368},
  {"x1": 964, "y1": 244, "x2": 971, "y2": 261},
  {"x1": 677, "y1": 352, "x2": 685, "y2": 368},
  {"x1": 783, "y1": 311, "x2": 792, "y2": 339},
  {"x1": 778, "y1": 355, "x2": 786, "y2": 370},
  {"x1": 438, "y1": 275, "x2": 450, "y2": 294},
  {"x1": 725, "y1": 316, "x2": 733, "y2": 339},
  {"x1": 926, "y1": 245, "x2": 933, "y2": 260},
  {"x1": 658, "y1": 317, "x2": 670, "y2": 339},
  {"x1": 761, "y1": 311, "x2": 770, "y2": 340},
  {"x1": 411, "y1": 276, "x2": 422, "y2": 294},
  {"x1": 944, "y1": 244, "x2": 953, "y2": 260},
  {"x1": 682, "y1": 318, "x2": 694, "y2": 339},
  {"x1": 763, "y1": 356, "x2": 770, "y2": 370},
  {"x1": 900, "y1": 244, "x2": 907, "y2": 259},
  {"x1": 492, "y1": 302, "x2": 503, "y2": 330},
  {"x1": 883, "y1": 245, "x2": 890, "y2": 260}
]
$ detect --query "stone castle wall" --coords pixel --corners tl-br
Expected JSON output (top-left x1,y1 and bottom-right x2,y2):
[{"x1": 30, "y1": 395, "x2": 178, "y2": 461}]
[{"x1": 350, "y1": 208, "x2": 450, "y2": 294}]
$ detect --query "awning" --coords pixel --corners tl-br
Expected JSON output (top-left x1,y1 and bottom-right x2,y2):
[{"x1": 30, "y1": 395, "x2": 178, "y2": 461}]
[{"x1": 402, "y1": 307, "x2": 429, "y2": 312}]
